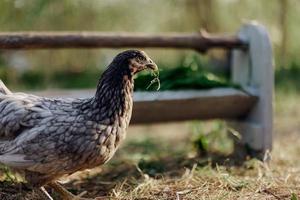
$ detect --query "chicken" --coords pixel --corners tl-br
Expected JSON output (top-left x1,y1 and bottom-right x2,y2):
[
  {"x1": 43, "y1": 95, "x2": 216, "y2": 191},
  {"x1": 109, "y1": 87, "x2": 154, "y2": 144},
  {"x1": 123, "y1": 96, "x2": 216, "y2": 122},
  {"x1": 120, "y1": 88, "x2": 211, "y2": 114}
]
[{"x1": 0, "y1": 50, "x2": 158, "y2": 200}]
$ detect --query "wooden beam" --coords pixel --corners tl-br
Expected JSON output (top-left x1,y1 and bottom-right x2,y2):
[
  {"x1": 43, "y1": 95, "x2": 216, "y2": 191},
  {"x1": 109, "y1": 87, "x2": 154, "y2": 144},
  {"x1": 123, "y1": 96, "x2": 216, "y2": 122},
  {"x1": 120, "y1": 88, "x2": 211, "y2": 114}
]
[
  {"x1": 132, "y1": 89, "x2": 257, "y2": 124},
  {"x1": 0, "y1": 32, "x2": 247, "y2": 51},
  {"x1": 31, "y1": 88, "x2": 257, "y2": 124}
]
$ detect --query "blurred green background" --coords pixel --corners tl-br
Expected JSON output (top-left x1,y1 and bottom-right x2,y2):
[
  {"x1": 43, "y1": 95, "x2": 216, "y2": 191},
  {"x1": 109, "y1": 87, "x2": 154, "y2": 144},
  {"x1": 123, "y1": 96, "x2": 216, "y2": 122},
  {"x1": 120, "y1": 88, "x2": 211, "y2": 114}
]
[{"x1": 0, "y1": 0, "x2": 297, "y2": 92}]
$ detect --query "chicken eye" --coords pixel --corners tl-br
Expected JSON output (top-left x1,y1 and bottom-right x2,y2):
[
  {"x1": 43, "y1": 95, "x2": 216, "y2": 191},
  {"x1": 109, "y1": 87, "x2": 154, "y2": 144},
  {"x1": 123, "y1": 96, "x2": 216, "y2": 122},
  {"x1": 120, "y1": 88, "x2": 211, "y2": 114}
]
[{"x1": 137, "y1": 56, "x2": 145, "y2": 61}]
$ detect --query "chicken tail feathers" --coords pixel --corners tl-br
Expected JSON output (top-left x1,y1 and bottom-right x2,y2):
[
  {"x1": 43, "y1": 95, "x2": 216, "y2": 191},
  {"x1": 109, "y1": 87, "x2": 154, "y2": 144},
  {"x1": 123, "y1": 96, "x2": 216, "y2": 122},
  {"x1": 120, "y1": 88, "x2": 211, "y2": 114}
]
[
  {"x1": 0, "y1": 154, "x2": 35, "y2": 168},
  {"x1": 0, "y1": 80, "x2": 12, "y2": 95}
]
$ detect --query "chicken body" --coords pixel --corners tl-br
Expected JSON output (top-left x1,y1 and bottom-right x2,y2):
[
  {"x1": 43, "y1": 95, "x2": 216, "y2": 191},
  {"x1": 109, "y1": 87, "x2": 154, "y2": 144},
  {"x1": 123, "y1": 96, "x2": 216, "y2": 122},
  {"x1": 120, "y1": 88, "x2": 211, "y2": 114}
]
[
  {"x1": 0, "y1": 50, "x2": 157, "y2": 195},
  {"x1": 0, "y1": 85, "x2": 132, "y2": 187}
]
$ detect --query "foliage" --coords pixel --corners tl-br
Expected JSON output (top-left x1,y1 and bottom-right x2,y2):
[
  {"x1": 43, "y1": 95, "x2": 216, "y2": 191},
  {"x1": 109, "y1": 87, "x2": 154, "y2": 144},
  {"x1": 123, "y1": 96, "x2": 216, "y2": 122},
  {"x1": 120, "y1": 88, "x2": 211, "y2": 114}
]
[
  {"x1": 51, "y1": 69, "x2": 99, "y2": 89},
  {"x1": 135, "y1": 55, "x2": 238, "y2": 91},
  {"x1": 0, "y1": 53, "x2": 239, "y2": 91},
  {"x1": 291, "y1": 193, "x2": 299, "y2": 200},
  {"x1": 191, "y1": 121, "x2": 234, "y2": 155},
  {"x1": 20, "y1": 70, "x2": 46, "y2": 89},
  {"x1": 275, "y1": 62, "x2": 300, "y2": 92}
]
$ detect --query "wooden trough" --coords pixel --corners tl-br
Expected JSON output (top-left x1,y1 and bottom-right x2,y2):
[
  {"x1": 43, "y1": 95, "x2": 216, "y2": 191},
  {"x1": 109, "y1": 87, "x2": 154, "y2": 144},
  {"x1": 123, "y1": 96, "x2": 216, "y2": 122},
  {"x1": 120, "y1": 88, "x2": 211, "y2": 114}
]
[{"x1": 1, "y1": 22, "x2": 273, "y2": 159}]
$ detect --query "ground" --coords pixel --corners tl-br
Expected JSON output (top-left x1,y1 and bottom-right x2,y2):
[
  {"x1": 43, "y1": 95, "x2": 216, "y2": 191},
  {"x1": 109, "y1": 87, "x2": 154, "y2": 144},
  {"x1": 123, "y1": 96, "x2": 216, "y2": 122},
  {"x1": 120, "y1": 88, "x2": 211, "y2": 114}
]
[{"x1": 0, "y1": 90, "x2": 300, "y2": 200}]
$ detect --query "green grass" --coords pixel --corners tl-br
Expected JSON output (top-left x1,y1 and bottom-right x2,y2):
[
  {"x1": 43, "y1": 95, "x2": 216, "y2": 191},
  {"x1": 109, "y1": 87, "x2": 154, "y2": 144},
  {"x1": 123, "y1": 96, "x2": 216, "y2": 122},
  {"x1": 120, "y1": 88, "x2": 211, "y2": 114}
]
[
  {"x1": 275, "y1": 62, "x2": 300, "y2": 92},
  {"x1": 135, "y1": 55, "x2": 238, "y2": 91},
  {"x1": 134, "y1": 65, "x2": 238, "y2": 91}
]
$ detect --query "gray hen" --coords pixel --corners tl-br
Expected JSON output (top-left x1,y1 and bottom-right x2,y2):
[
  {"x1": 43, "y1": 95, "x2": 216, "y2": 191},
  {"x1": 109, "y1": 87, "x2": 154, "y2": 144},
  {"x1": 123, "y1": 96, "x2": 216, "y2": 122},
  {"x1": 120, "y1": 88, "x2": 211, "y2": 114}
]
[{"x1": 0, "y1": 50, "x2": 158, "y2": 200}]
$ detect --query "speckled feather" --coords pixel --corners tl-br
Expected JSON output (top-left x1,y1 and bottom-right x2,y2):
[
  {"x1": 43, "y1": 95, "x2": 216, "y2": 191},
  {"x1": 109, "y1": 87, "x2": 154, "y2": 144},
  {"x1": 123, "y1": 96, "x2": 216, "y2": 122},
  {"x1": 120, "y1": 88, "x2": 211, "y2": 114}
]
[{"x1": 0, "y1": 50, "x2": 153, "y2": 187}]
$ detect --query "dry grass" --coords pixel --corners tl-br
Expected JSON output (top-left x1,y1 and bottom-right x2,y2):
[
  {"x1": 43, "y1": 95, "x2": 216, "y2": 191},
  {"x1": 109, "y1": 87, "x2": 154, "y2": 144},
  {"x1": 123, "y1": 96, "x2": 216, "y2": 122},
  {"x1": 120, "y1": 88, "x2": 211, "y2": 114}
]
[{"x1": 1, "y1": 91, "x2": 300, "y2": 200}]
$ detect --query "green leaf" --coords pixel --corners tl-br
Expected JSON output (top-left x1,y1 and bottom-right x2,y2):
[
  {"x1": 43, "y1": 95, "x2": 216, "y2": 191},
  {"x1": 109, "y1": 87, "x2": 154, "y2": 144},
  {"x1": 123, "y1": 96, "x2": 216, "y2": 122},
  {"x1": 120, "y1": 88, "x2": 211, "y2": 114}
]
[{"x1": 291, "y1": 193, "x2": 298, "y2": 200}]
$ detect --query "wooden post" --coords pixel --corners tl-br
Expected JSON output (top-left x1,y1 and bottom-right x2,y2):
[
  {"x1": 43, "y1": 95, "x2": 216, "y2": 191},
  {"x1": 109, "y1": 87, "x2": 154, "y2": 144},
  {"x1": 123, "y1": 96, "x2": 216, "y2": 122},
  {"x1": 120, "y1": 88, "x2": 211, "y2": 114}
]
[{"x1": 230, "y1": 22, "x2": 274, "y2": 160}]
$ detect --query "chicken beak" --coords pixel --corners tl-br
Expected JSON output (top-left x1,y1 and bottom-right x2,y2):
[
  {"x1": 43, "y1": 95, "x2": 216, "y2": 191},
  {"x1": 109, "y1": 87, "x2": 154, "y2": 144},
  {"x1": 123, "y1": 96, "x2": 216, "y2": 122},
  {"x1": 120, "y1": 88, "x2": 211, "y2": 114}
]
[
  {"x1": 145, "y1": 62, "x2": 158, "y2": 72},
  {"x1": 145, "y1": 59, "x2": 159, "y2": 78}
]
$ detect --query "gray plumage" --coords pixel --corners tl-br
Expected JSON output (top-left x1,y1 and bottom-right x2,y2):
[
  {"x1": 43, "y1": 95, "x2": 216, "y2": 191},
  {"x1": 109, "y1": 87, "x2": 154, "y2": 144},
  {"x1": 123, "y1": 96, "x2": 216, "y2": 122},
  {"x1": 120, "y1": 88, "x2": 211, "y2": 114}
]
[{"x1": 0, "y1": 50, "x2": 157, "y2": 190}]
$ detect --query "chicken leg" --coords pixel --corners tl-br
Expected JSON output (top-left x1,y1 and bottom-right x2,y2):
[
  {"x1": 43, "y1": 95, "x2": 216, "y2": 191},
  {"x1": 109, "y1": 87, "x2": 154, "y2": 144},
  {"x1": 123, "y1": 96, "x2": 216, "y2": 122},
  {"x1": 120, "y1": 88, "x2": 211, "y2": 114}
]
[
  {"x1": 48, "y1": 182, "x2": 93, "y2": 200},
  {"x1": 38, "y1": 187, "x2": 54, "y2": 200}
]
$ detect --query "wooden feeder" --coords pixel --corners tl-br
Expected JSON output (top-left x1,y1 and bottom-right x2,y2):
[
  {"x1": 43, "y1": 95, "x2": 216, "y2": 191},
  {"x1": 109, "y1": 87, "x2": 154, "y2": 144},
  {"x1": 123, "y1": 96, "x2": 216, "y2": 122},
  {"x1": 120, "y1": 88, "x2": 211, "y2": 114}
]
[{"x1": 0, "y1": 22, "x2": 273, "y2": 159}]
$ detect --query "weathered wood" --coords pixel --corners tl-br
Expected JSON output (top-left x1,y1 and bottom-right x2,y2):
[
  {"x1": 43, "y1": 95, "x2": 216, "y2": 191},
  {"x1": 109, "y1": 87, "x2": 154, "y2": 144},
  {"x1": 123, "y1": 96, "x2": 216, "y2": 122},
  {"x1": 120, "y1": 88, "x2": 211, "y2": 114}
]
[
  {"x1": 132, "y1": 89, "x2": 257, "y2": 124},
  {"x1": 31, "y1": 88, "x2": 257, "y2": 124},
  {"x1": 0, "y1": 32, "x2": 247, "y2": 51},
  {"x1": 230, "y1": 22, "x2": 274, "y2": 159}
]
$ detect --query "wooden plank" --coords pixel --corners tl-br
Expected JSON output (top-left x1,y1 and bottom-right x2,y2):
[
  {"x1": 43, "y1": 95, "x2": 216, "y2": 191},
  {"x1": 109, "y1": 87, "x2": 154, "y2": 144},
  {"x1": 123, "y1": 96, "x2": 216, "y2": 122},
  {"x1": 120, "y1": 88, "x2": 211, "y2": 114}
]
[
  {"x1": 31, "y1": 88, "x2": 257, "y2": 124},
  {"x1": 0, "y1": 32, "x2": 247, "y2": 51},
  {"x1": 132, "y1": 89, "x2": 257, "y2": 124}
]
